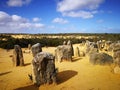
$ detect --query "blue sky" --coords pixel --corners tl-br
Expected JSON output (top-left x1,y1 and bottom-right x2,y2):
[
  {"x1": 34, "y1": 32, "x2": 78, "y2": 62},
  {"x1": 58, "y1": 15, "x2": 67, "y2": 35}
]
[{"x1": 0, "y1": 0, "x2": 120, "y2": 33}]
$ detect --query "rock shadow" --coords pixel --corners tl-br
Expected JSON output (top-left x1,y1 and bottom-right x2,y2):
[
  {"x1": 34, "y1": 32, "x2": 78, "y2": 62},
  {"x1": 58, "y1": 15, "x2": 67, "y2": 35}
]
[
  {"x1": 14, "y1": 85, "x2": 39, "y2": 90},
  {"x1": 72, "y1": 57, "x2": 82, "y2": 62},
  {"x1": 24, "y1": 63, "x2": 31, "y2": 66},
  {"x1": 0, "y1": 71, "x2": 12, "y2": 76},
  {"x1": 57, "y1": 70, "x2": 78, "y2": 84}
]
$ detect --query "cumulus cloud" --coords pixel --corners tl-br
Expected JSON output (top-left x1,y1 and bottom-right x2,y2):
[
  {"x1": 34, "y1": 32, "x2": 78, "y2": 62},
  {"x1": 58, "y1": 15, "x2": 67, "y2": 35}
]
[
  {"x1": 57, "y1": 0, "x2": 104, "y2": 18},
  {"x1": 52, "y1": 17, "x2": 69, "y2": 24},
  {"x1": 0, "y1": 11, "x2": 11, "y2": 23},
  {"x1": 12, "y1": 15, "x2": 29, "y2": 23},
  {"x1": 7, "y1": 0, "x2": 32, "y2": 7},
  {"x1": 0, "y1": 11, "x2": 45, "y2": 33}
]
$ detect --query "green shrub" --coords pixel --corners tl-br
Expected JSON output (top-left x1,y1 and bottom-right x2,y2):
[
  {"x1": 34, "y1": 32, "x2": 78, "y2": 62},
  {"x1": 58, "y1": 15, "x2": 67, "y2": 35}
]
[{"x1": 0, "y1": 33, "x2": 119, "y2": 49}]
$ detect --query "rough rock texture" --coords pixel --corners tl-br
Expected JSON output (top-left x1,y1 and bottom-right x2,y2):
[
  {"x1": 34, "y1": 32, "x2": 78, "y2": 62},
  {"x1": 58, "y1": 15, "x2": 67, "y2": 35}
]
[
  {"x1": 55, "y1": 45, "x2": 72, "y2": 62},
  {"x1": 31, "y1": 43, "x2": 42, "y2": 57},
  {"x1": 113, "y1": 50, "x2": 120, "y2": 66},
  {"x1": 12, "y1": 45, "x2": 24, "y2": 66},
  {"x1": 55, "y1": 40, "x2": 74, "y2": 63},
  {"x1": 86, "y1": 41, "x2": 98, "y2": 55},
  {"x1": 89, "y1": 52, "x2": 113, "y2": 65},
  {"x1": 32, "y1": 52, "x2": 57, "y2": 86},
  {"x1": 75, "y1": 47, "x2": 80, "y2": 57},
  {"x1": 67, "y1": 40, "x2": 74, "y2": 56}
]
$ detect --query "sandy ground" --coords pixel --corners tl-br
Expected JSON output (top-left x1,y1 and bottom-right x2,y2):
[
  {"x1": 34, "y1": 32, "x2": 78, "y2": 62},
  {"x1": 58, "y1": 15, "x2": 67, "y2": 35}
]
[{"x1": 0, "y1": 45, "x2": 120, "y2": 90}]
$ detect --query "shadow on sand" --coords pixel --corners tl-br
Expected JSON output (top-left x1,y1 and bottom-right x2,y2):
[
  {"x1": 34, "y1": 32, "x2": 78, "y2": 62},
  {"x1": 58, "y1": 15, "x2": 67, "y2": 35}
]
[
  {"x1": 57, "y1": 70, "x2": 78, "y2": 84},
  {"x1": 14, "y1": 85, "x2": 39, "y2": 90},
  {"x1": 14, "y1": 70, "x2": 77, "y2": 89},
  {"x1": 24, "y1": 63, "x2": 31, "y2": 66},
  {"x1": 0, "y1": 71, "x2": 12, "y2": 76},
  {"x1": 72, "y1": 57, "x2": 82, "y2": 62}
]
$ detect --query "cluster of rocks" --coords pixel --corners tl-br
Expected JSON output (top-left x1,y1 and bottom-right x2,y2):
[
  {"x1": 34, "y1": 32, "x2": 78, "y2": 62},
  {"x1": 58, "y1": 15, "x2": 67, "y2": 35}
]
[
  {"x1": 12, "y1": 43, "x2": 57, "y2": 87},
  {"x1": 31, "y1": 43, "x2": 57, "y2": 86},
  {"x1": 11, "y1": 39, "x2": 120, "y2": 87}
]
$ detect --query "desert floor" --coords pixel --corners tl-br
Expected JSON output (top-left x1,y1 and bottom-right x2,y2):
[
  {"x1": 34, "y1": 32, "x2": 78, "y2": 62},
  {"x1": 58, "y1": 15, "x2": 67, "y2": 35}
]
[{"x1": 0, "y1": 44, "x2": 120, "y2": 90}]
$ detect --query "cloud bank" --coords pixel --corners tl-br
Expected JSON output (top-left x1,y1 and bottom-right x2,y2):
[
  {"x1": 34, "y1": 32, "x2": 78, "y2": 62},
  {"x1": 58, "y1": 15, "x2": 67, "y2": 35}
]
[
  {"x1": 57, "y1": 0, "x2": 104, "y2": 19},
  {"x1": 0, "y1": 11, "x2": 44, "y2": 33}
]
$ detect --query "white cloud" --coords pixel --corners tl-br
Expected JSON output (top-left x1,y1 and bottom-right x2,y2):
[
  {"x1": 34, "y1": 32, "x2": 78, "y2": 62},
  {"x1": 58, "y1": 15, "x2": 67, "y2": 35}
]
[
  {"x1": 57, "y1": 0, "x2": 104, "y2": 18},
  {"x1": 0, "y1": 11, "x2": 11, "y2": 23},
  {"x1": 12, "y1": 15, "x2": 28, "y2": 23},
  {"x1": 7, "y1": 0, "x2": 32, "y2": 7},
  {"x1": 52, "y1": 18, "x2": 69, "y2": 24},
  {"x1": 62, "y1": 11, "x2": 93, "y2": 18},
  {"x1": 0, "y1": 11, "x2": 45, "y2": 33},
  {"x1": 12, "y1": 15, "x2": 22, "y2": 21},
  {"x1": 32, "y1": 17, "x2": 41, "y2": 22}
]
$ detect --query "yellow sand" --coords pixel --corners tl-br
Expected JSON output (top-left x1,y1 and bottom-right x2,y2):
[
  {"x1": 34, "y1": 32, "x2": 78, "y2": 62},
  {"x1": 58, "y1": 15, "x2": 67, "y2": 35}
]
[{"x1": 0, "y1": 45, "x2": 120, "y2": 90}]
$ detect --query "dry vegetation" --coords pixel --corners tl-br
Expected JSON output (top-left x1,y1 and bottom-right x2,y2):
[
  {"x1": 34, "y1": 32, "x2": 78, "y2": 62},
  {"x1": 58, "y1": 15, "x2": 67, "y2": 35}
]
[{"x1": 0, "y1": 33, "x2": 120, "y2": 49}]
